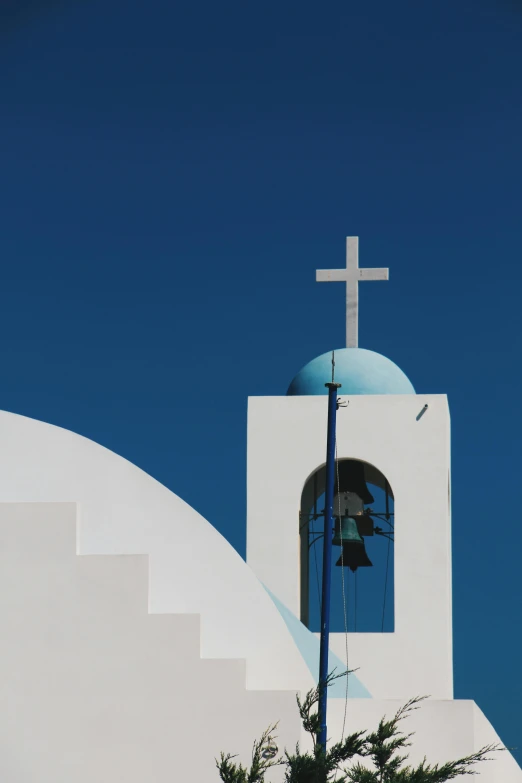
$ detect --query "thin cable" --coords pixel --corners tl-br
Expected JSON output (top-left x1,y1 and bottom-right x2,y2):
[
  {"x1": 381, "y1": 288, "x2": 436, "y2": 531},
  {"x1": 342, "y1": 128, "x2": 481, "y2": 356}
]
[
  {"x1": 312, "y1": 474, "x2": 321, "y2": 615},
  {"x1": 381, "y1": 535, "x2": 391, "y2": 632},
  {"x1": 381, "y1": 480, "x2": 392, "y2": 633},
  {"x1": 353, "y1": 572, "x2": 356, "y2": 632},
  {"x1": 312, "y1": 534, "x2": 321, "y2": 612}
]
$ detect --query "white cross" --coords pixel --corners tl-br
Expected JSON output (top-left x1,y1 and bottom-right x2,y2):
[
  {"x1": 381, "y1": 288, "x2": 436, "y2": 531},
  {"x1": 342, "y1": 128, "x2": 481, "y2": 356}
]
[{"x1": 316, "y1": 236, "x2": 389, "y2": 348}]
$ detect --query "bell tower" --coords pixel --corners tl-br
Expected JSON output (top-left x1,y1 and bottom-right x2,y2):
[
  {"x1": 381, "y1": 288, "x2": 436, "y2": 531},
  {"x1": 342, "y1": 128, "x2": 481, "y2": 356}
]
[{"x1": 246, "y1": 237, "x2": 452, "y2": 701}]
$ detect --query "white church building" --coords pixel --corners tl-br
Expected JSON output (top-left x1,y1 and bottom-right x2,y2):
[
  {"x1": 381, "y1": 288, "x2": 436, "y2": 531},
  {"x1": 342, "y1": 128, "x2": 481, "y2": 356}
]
[{"x1": 0, "y1": 237, "x2": 519, "y2": 781}]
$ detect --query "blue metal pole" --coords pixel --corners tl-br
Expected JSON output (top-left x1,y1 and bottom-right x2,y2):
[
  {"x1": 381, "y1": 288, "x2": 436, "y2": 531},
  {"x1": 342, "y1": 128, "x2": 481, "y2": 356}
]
[{"x1": 317, "y1": 380, "x2": 341, "y2": 752}]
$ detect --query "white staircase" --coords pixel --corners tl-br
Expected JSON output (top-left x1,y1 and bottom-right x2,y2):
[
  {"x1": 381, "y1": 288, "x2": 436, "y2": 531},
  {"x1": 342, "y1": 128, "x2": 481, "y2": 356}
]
[{"x1": 0, "y1": 502, "x2": 300, "y2": 783}]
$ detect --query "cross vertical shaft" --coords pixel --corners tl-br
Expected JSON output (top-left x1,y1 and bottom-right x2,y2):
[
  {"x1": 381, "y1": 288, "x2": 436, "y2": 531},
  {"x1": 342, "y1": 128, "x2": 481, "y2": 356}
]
[{"x1": 316, "y1": 237, "x2": 389, "y2": 348}]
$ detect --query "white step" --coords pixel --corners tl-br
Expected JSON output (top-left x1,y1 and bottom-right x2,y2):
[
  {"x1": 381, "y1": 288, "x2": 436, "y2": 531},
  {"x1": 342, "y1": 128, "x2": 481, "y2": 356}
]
[{"x1": 0, "y1": 502, "x2": 300, "y2": 783}]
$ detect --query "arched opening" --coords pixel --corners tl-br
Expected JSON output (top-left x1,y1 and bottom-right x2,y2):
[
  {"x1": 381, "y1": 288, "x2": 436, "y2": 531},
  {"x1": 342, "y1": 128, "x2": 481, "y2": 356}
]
[{"x1": 300, "y1": 459, "x2": 394, "y2": 633}]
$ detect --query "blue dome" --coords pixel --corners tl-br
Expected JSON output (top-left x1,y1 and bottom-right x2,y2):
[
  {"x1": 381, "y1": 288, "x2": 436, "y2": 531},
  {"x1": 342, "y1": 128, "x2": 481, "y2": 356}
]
[{"x1": 287, "y1": 348, "x2": 415, "y2": 396}]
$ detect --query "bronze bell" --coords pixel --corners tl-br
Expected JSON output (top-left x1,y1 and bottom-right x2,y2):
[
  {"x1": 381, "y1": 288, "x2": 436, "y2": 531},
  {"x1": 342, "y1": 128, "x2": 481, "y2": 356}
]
[
  {"x1": 332, "y1": 515, "x2": 363, "y2": 547},
  {"x1": 335, "y1": 539, "x2": 373, "y2": 572}
]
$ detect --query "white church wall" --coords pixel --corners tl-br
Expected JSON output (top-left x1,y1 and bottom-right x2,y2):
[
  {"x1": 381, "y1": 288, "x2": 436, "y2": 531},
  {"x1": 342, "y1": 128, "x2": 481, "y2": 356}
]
[
  {"x1": 0, "y1": 410, "x2": 313, "y2": 694},
  {"x1": 247, "y1": 393, "x2": 453, "y2": 701},
  {"x1": 0, "y1": 502, "x2": 301, "y2": 783},
  {"x1": 1, "y1": 413, "x2": 518, "y2": 780}
]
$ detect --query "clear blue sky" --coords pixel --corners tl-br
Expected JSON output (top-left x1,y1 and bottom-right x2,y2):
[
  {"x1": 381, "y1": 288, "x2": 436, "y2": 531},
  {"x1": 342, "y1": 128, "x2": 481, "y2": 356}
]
[{"x1": 2, "y1": 0, "x2": 522, "y2": 764}]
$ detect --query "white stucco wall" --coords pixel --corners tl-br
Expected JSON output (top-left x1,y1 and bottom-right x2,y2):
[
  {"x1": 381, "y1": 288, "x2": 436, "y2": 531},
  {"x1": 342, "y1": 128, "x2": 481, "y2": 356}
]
[
  {"x1": 0, "y1": 407, "x2": 518, "y2": 780},
  {"x1": 0, "y1": 502, "x2": 301, "y2": 783},
  {"x1": 247, "y1": 394, "x2": 452, "y2": 700},
  {"x1": 2, "y1": 501, "x2": 517, "y2": 781},
  {"x1": 0, "y1": 410, "x2": 313, "y2": 694}
]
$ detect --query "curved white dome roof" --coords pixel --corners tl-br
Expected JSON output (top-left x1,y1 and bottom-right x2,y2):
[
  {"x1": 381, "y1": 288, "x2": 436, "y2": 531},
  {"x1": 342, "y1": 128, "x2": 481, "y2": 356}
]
[{"x1": 0, "y1": 410, "x2": 312, "y2": 693}]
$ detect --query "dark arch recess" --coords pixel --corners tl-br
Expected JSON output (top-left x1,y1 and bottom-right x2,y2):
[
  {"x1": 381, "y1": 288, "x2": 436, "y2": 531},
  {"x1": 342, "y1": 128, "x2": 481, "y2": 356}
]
[{"x1": 299, "y1": 459, "x2": 394, "y2": 630}]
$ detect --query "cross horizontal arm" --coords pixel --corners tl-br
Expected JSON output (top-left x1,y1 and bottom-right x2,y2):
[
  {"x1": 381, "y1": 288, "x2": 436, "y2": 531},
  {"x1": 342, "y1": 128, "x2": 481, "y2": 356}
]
[
  {"x1": 316, "y1": 269, "x2": 348, "y2": 282},
  {"x1": 358, "y1": 268, "x2": 389, "y2": 281}
]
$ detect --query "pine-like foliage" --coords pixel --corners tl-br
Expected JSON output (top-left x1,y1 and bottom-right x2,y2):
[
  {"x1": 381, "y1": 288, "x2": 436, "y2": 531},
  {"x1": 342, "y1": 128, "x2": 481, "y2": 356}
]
[{"x1": 216, "y1": 672, "x2": 501, "y2": 783}]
